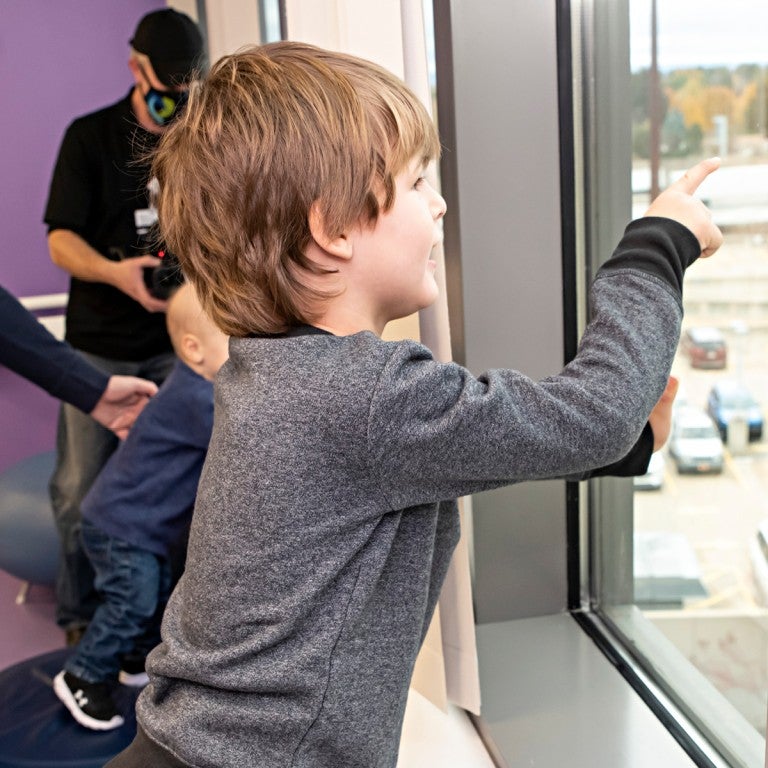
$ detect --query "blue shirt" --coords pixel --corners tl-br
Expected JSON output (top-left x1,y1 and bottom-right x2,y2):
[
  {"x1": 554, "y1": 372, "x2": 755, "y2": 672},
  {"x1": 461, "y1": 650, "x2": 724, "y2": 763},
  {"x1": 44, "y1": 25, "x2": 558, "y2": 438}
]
[{"x1": 82, "y1": 360, "x2": 213, "y2": 557}]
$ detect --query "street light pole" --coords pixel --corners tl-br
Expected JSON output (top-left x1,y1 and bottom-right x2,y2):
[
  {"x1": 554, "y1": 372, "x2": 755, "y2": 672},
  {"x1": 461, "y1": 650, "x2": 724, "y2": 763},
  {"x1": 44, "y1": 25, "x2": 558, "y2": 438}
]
[{"x1": 649, "y1": 0, "x2": 661, "y2": 200}]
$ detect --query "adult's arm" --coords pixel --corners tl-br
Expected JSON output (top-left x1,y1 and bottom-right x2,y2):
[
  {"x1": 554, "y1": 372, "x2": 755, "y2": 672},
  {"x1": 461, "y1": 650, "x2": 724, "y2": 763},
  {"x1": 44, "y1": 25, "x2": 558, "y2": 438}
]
[
  {"x1": 44, "y1": 115, "x2": 167, "y2": 314},
  {"x1": 48, "y1": 229, "x2": 167, "y2": 313},
  {"x1": 0, "y1": 285, "x2": 156, "y2": 431},
  {"x1": 0, "y1": 284, "x2": 106, "y2": 411}
]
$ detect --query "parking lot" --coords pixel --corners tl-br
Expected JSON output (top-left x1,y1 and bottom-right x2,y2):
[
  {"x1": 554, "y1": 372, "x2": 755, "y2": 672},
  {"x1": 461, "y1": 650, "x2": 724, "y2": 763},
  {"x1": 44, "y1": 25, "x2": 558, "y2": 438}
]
[
  {"x1": 635, "y1": 231, "x2": 768, "y2": 609},
  {"x1": 630, "y1": 230, "x2": 768, "y2": 733},
  {"x1": 636, "y1": 439, "x2": 768, "y2": 608}
]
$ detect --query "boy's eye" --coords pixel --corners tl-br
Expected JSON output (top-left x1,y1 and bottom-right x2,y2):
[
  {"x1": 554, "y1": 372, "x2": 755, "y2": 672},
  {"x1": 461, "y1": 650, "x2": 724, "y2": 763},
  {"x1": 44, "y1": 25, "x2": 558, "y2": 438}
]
[{"x1": 414, "y1": 176, "x2": 426, "y2": 189}]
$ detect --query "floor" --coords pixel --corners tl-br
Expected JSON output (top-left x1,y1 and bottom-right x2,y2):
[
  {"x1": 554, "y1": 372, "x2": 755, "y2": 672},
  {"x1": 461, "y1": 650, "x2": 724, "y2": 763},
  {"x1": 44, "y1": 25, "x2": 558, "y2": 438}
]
[{"x1": 0, "y1": 570, "x2": 495, "y2": 768}]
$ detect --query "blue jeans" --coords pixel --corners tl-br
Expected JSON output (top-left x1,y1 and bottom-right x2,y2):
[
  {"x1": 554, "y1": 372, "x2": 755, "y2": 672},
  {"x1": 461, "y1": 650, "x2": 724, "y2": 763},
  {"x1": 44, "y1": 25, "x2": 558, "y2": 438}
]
[
  {"x1": 65, "y1": 520, "x2": 172, "y2": 683},
  {"x1": 49, "y1": 349, "x2": 175, "y2": 630}
]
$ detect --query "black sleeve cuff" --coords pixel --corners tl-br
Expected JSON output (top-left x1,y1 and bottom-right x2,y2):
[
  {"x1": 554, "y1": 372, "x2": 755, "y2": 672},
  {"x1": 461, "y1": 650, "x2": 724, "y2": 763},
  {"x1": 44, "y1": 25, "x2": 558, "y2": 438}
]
[
  {"x1": 586, "y1": 422, "x2": 655, "y2": 478},
  {"x1": 598, "y1": 217, "x2": 701, "y2": 296}
]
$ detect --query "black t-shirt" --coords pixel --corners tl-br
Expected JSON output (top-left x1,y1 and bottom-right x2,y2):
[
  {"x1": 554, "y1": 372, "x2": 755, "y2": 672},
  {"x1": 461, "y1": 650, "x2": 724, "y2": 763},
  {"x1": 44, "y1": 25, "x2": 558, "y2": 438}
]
[{"x1": 44, "y1": 91, "x2": 172, "y2": 361}]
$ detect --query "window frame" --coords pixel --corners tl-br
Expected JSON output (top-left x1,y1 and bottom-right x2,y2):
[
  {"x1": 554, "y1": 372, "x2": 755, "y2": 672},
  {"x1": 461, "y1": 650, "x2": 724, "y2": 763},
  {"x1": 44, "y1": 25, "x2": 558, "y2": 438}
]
[{"x1": 570, "y1": 0, "x2": 766, "y2": 765}]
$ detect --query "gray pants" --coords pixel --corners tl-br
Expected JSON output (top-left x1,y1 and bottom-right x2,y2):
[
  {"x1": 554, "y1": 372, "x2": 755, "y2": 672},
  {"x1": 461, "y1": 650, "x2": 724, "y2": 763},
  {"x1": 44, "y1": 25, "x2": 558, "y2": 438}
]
[{"x1": 49, "y1": 349, "x2": 175, "y2": 631}]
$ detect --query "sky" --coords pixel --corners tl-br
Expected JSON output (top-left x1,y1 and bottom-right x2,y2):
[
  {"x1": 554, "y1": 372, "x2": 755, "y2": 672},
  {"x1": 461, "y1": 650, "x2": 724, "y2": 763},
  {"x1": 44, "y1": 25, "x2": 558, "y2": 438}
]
[{"x1": 630, "y1": 0, "x2": 768, "y2": 71}]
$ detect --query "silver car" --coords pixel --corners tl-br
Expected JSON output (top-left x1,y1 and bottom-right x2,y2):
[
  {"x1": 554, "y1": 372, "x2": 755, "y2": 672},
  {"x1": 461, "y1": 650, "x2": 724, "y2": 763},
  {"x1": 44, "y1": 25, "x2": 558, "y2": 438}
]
[{"x1": 668, "y1": 407, "x2": 724, "y2": 474}]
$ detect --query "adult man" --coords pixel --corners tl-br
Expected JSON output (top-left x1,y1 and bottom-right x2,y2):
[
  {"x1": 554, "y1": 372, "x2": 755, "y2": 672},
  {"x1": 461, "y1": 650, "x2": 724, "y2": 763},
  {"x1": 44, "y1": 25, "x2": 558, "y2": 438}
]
[{"x1": 43, "y1": 9, "x2": 205, "y2": 645}]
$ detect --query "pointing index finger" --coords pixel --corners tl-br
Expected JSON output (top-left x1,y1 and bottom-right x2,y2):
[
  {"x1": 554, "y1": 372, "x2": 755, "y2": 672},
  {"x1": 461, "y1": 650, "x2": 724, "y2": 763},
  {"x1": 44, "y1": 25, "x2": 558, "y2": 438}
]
[{"x1": 669, "y1": 157, "x2": 721, "y2": 195}]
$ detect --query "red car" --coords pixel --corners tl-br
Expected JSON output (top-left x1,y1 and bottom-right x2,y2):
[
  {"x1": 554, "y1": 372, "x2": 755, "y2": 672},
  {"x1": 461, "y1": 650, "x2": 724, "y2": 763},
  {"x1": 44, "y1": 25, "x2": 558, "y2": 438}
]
[{"x1": 680, "y1": 327, "x2": 727, "y2": 369}]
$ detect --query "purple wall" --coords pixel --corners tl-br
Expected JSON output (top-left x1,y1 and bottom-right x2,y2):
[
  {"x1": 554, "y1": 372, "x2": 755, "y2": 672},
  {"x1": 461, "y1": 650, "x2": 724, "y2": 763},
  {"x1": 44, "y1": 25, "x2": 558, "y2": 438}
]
[{"x1": 0, "y1": 1, "x2": 163, "y2": 471}]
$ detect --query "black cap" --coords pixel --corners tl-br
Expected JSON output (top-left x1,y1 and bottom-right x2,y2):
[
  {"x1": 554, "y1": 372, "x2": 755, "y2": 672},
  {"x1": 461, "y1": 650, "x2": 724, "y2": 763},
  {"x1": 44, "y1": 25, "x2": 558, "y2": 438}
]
[{"x1": 130, "y1": 9, "x2": 205, "y2": 87}]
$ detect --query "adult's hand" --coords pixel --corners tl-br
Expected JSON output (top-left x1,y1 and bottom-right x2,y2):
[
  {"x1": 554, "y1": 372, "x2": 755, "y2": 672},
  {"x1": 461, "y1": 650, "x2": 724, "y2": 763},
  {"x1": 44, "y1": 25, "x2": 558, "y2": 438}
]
[
  {"x1": 110, "y1": 256, "x2": 170, "y2": 313},
  {"x1": 90, "y1": 375, "x2": 158, "y2": 439},
  {"x1": 48, "y1": 231, "x2": 169, "y2": 313}
]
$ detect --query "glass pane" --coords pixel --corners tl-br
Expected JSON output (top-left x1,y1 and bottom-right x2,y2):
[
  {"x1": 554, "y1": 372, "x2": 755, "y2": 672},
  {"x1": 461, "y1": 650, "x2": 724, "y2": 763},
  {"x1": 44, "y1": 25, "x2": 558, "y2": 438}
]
[{"x1": 628, "y1": 0, "x2": 768, "y2": 744}]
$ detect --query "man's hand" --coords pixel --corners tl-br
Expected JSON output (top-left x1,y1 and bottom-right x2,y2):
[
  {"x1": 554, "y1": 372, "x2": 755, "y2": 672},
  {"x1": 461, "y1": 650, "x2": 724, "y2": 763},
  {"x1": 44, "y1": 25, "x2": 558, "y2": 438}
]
[
  {"x1": 48, "y1": 231, "x2": 168, "y2": 312},
  {"x1": 110, "y1": 255, "x2": 170, "y2": 313},
  {"x1": 648, "y1": 375, "x2": 679, "y2": 451},
  {"x1": 90, "y1": 375, "x2": 158, "y2": 439},
  {"x1": 643, "y1": 157, "x2": 724, "y2": 259}
]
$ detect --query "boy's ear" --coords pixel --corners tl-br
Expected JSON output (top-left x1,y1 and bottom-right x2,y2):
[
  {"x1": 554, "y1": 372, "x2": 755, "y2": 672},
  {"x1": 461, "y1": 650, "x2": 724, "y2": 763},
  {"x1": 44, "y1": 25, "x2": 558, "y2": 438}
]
[{"x1": 308, "y1": 202, "x2": 353, "y2": 260}]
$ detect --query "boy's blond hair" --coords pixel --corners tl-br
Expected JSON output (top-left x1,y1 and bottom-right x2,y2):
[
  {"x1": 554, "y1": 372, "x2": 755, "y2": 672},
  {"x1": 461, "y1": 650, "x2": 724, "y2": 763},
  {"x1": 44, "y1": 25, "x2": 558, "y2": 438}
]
[{"x1": 152, "y1": 41, "x2": 440, "y2": 336}]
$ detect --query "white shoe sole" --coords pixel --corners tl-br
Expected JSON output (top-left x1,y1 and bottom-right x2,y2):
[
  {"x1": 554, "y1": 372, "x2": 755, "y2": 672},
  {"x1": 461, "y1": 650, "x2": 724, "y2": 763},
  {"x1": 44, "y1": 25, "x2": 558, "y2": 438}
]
[
  {"x1": 118, "y1": 669, "x2": 149, "y2": 687},
  {"x1": 53, "y1": 671, "x2": 124, "y2": 731}
]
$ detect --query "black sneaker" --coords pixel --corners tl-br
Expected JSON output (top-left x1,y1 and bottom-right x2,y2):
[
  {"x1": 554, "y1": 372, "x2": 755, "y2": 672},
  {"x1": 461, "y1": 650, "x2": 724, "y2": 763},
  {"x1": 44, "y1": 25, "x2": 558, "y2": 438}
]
[
  {"x1": 118, "y1": 654, "x2": 149, "y2": 687},
  {"x1": 53, "y1": 670, "x2": 124, "y2": 731}
]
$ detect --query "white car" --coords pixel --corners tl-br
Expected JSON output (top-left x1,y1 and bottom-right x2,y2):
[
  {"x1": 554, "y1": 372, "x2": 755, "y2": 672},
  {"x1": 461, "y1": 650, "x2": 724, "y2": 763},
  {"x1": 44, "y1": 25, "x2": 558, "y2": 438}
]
[
  {"x1": 634, "y1": 451, "x2": 665, "y2": 491},
  {"x1": 668, "y1": 407, "x2": 724, "y2": 474}
]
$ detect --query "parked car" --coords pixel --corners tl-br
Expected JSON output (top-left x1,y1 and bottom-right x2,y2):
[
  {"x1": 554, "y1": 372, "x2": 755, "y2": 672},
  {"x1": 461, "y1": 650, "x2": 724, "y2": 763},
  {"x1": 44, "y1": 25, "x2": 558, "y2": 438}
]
[
  {"x1": 680, "y1": 327, "x2": 727, "y2": 369},
  {"x1": 668, "y1": 407, "x2": 724, "y2": 474},
  {"x1": 633, "y1": 451, "x2": 665, "y2": 491},
  {"x1": 749, "y1": 521, "x2": 768, "y2": 606},
  {"x1": 706, "y1": 380, "x2": 763, "y2": 442}
]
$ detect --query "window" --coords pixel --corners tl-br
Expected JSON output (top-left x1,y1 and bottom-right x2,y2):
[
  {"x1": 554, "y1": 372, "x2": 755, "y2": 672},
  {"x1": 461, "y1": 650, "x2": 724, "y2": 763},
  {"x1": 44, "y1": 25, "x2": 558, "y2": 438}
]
[
  {"x1": 581, "y1": 0, "x2": 768, "y2": 764},
  {"x1": 258, "y1": 0, "x2": 283, "y2": 42}
]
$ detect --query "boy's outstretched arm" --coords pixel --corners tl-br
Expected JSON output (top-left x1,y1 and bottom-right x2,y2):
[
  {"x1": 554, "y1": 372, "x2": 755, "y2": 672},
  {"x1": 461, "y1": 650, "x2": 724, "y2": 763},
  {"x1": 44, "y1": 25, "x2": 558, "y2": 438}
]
[
  {"x1": 369, "y1": 160, "x2": 725, "y2": 500},
  {"x1": 648, "y1": 375, "x2": 679, "y2": 451},
  {"x1": 643, "y1": 157, "x2": 723, "y2": 259}
]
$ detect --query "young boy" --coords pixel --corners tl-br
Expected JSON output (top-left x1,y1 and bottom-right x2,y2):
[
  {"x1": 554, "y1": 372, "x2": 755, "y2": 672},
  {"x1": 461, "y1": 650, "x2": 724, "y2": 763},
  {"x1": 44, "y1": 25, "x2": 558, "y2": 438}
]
[
  {"x1": 54, "y1": 283, "x2": 229, "y2": 731},
  {"x1": 108, "y1": 43, "x2": 722, "y2": 767}
]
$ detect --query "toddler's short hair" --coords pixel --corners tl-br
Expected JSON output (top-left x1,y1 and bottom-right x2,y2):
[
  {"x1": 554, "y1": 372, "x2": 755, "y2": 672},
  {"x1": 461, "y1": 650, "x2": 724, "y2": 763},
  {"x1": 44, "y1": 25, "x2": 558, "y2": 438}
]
[{"x1": 153, "y1": 41, "x2": 440, "y2": 336}]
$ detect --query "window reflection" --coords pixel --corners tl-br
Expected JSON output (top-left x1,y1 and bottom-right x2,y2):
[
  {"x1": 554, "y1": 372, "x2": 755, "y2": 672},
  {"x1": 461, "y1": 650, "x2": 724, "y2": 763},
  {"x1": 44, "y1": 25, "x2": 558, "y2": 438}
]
[{"x1": 629, "y1": 0, "x2": 768, "y2": 737}]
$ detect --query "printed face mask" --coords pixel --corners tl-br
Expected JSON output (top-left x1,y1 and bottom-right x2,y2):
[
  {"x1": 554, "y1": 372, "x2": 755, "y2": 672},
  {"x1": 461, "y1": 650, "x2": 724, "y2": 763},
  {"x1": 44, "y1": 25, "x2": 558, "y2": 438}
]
[
  {"x1": 138, "y1": 60, "x2": 188, "y2": 126},
  {"x1": 144, "y1": 86, "x2": 188, "y2": 126}
]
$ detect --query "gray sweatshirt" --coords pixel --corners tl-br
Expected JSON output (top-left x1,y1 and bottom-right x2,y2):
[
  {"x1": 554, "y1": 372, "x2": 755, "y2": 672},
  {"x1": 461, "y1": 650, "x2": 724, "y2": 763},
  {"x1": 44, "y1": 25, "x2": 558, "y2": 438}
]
[{"x1": 108, "y1": 217, "x2": 699, "y2": 768}]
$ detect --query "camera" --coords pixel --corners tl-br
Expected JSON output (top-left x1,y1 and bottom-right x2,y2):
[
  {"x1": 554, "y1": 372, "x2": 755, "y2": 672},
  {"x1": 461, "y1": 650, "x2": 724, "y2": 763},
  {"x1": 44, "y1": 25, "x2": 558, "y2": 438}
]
[{"x1": 143, "y1": 249, "x2": 184, "y2": 300}]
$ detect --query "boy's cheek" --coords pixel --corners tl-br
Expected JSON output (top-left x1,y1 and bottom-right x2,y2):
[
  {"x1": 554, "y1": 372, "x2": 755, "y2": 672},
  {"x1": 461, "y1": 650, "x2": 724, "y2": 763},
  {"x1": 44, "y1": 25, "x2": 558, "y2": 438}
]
[{"x1": 421, "y1": 278, "x2": 440, "y2": 308}]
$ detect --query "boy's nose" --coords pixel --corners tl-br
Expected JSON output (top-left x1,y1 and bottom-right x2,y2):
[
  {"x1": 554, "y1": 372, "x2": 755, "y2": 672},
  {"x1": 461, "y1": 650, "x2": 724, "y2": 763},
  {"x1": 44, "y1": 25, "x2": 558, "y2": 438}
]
[{"x1": 431, "y1": 192, "x2": 447, "y2": 220}]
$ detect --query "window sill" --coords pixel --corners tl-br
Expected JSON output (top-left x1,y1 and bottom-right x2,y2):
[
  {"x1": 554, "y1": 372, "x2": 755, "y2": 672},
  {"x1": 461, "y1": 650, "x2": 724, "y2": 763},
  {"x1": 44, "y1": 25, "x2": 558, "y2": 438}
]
[{"x1": 471, "y1": 613, "x2": 760, "y2": 767}]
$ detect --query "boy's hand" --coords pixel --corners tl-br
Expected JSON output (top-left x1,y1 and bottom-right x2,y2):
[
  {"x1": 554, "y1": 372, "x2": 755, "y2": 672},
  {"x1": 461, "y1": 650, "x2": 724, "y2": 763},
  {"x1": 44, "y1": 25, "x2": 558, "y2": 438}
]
[
  {"x1": 643, "y1": 157, "x2": 724, "y2": 259},
  {"x1": 648, "y1": 375, "x2": 679, "y2": 451}
]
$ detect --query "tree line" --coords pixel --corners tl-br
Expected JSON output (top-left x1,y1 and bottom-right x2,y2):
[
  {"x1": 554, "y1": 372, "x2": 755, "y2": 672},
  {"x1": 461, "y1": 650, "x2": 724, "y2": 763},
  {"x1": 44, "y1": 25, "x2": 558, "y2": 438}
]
[{"x1": 632, "y1": 64, "x2": 768, "y2": 158}]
